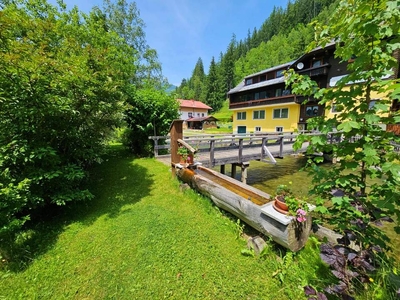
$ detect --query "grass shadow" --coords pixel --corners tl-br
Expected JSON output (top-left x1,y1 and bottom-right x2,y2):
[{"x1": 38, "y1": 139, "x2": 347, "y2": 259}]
[{"x1": 1, "y1": 144, "x2": 153, "y2": 272}]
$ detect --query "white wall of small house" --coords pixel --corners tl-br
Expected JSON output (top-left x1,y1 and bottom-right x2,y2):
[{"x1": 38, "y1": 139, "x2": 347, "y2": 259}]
[{"x1": 179, "y1": 108, "x2": 209, "y2": 120}]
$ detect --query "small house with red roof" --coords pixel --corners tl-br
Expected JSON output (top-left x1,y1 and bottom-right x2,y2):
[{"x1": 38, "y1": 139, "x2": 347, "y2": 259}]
[
  {"x1": 178, "y1": 99, "x2": 212, "y2": 120},
  {"x1": 177, "y1": 99, "x2": 218, "y2": 129}
]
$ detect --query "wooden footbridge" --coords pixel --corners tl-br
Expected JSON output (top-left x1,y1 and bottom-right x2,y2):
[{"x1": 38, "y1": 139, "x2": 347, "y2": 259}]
[{"x1": 149, "y1": 120, "x2": 312, "y2": 183}]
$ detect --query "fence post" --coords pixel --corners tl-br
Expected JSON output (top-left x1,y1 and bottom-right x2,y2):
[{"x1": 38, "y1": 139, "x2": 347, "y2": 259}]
[
  {"x1": 238, "y1": 138, "x2": 243, "y2": 163},
  {"x1": 153, "y1": 138, "x2": 159, "y2": 157},
  {"x1": 169, "y1": 120, "x2": 184, "y2": 176},
  {"x1": 261, "y1": 137, "x2": 266, "y2": 160},
  {"x1": 209, "y1": 139, "x2": 215, "y2": 167}
]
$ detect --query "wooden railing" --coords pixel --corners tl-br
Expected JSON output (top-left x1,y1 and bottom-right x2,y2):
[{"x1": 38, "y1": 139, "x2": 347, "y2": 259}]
[
  {"x1": 148, "y1": 131, "x2": 320, "y2": 167},
  {"x1": 148, "y1": 132, "x2": 302, "y2": 157}
]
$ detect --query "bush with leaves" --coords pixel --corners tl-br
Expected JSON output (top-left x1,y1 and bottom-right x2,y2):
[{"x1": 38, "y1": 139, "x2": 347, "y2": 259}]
[
  {"x1": 286, "y1": 0, "x2": 400, "y2": 298},
  {"x1": 123, "y1": 86, "x2": 179, "y2": 156},
  {"x1": 0, "y1": 0, "x2": 142, "y2": 243}
]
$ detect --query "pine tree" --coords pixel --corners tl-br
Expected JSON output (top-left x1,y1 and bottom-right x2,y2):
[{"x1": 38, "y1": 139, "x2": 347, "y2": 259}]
[{"x1": 204, "y1": 57, "x2": 226, "y2": 112}]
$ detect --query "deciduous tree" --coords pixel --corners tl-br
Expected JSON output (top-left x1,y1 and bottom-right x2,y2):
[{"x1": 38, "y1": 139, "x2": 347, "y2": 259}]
[
  {"x1": 287, "y1": 0, "x2": 400, "y2": 297},
  {"x1": 0, "y1": 0, "x2": 138, "y2": 241}
]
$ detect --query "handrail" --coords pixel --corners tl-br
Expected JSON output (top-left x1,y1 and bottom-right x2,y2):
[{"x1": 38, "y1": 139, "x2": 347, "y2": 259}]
[{"x1": 148, "y1": 131, "x2": 343, "y2": 157}]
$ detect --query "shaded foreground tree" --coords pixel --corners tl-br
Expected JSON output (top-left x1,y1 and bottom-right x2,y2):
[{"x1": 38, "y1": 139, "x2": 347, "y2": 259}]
[
  {"x1": 287, "y1": 0, "x2": 400, "y2": 298},
  {"x1": 0, "y1": 0, "x2": 138, "y2": 243}
]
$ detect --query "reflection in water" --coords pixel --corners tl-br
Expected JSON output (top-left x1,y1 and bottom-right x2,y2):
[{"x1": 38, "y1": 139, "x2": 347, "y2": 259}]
[{"x1": 218, "y1": 155, "x2": 313, "y2": 197}]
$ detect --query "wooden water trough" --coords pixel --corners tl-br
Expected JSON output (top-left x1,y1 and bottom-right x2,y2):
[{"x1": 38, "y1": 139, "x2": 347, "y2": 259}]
[{"x1": 176, "y1": 164, "x2": 312, "y2": 252}]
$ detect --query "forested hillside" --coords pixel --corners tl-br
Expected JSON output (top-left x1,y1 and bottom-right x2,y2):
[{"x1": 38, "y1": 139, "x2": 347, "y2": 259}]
[{"x1": 175, "y1": 0, "x2": 337, "y2": 112}]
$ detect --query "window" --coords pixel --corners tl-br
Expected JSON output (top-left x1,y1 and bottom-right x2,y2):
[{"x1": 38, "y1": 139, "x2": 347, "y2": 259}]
[
  {"x1": 197, "y1": 113, "x2": 200, "y2": 117},
  {"x1": 369, "y1": 99, "x2": 379, "y2": 109},
  {"x1": 259, "y1": 91, "x2": 266, "y2": 99},
  {"x1": 282, "y1": 89, "x2": 291, "y2": 96},
  {"x1": 312, "y1": 59, "x2": 322, "y2": 68},
  {"x1": 276, "y1": 70, "x2": 284, "y2": 78},
  {"x1": 306, "y1": 106, "x2": 319, "y2": 117},
  {"x1": 276, "y1": 126, "x2": 283, "y2": 132},
  {"x1": 245, "y1": 78, "x2": 252, "y2": 85},
  {"x1": 260, "y1": 74, "x2": 266, "y2": 82},
  {"x1": 275, "y1": 88, "x2": 282, "y2": 97},
  {"x1": 255, "y1": 92, "x2": 259, "y2": 100},
  {"x1": 253, "y1": 110, "x2": 265, "y2": 119},
  {"x1": 273, "y1": 108, "x2": 288, "y2": 119},
  {"x1": 202, "y1": 113, "x2": 205, "y2": 117},
  {"x1": 237, "y1": 112, "x2": 246, "y2": 120},
  {"x1": 331, "y1": 103, "x2": 339, "y2": 113},
  {"x1": 188, "y1": 112, "x2": 193, "y2": 118},
  {"x1": 267, "y1": 72, "x2": 275, "y2": 80},
  {"x1": 255, "y1": 127, "x2": 261, "y2": 132}
]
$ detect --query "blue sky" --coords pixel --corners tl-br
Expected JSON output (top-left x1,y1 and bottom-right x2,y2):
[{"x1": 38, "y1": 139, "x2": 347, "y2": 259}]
[{"x1": 49, "y1": 0, "x2": 287, "y2": 86}]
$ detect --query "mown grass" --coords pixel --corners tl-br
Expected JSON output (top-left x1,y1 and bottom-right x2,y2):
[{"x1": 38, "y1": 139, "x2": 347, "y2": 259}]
[
  {"x1": 212, "y1": 100, "x2": 232, "y2": 122},
  {"x1": 0, "y1": 144, "x2": 393, "y2": 299}
]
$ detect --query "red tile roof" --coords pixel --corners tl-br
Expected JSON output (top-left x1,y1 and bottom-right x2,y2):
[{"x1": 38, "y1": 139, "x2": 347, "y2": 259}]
[{"x1": 178, "y1": 99, "x2": 212, "y2": 110}]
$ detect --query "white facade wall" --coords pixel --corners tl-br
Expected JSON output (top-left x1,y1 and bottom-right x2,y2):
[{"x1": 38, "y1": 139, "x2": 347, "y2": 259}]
[{"x1": 179, "y1": 109, "x2": 208, "y2": 120}]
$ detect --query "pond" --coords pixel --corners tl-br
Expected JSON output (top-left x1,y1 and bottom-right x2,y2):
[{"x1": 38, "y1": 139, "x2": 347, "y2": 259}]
[
  {"x1": 219, "y1": 154, "x2": 312, "y2": 197},
  {"x1": 216, "y1": 155, "x2": 400, "y2": 260}
]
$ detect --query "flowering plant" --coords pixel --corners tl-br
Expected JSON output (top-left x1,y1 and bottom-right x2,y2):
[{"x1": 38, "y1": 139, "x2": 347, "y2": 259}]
[
  {"x1": 296, "y1": 208, "x2": 307, "y2": 223},
  {"x1": 275, "y1": 182, "x2": 308, "y2": 223}
]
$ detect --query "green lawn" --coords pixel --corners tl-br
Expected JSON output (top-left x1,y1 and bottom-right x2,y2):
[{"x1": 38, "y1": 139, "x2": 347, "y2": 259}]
[
  {"x1": 0, "y1": 145, "x2": 393, "y2": 299},
  {"x1": 212, "y1": 99, "x2": 232, "y2": 122}
]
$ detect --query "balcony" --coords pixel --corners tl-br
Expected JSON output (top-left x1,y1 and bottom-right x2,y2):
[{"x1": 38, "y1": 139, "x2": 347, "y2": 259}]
[
  {"x1": 229, "y1": 94, "x2": 297, "y2": 109},
  {"x1": 298, "y1": 64, "x2": 329, "y2": 77}
]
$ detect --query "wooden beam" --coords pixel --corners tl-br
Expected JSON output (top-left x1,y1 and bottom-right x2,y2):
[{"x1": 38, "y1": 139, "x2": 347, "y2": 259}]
[
  {"x1": 169, "y1": 120, "x2": 184, "y2": 176},
  {"x1": 177, "y1": 138, "x2": 197, "y2": 154},
  {"x1": 241, "y1": 162, "x2": 249, "y2": 184},
  {"x1": 231, "y1": 163, "x2": 236, "y2": 178}
]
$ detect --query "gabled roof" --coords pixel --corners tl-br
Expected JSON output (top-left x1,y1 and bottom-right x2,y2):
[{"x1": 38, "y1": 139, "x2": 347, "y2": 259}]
[
  {"x1": 227, "y1": 61, "x2": 294, "y2": 95},
  {"x1": 290, "y1": 41, "x2": 336, "y2": 69},
  {"x1": 178, "y1": 99, "x2": 212, "y2": 110},
  {"x1": 228, "y1": 76, "x2": 286, "y2": 95},
  {"x1": 244, "y1": 61, "x2": 295, "y2": 79}
]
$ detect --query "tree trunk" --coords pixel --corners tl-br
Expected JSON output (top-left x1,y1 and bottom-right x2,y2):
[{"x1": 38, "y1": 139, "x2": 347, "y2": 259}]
[{"x1": 177, "y1": 167, "x2": 312, "y2": 252}]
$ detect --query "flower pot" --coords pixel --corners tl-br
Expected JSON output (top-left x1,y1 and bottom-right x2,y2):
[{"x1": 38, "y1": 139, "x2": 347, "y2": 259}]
[{"x1": 273, "y1": 196, "x2": 289, "y2": 215}]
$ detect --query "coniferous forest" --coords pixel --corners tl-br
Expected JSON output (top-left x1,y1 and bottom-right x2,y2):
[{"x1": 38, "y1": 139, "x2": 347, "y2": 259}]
[{"x1": 175, "y1": 0, "x2": 337, "y2": 112}]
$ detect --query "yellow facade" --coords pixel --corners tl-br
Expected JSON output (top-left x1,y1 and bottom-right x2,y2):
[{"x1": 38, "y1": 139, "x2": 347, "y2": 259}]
[
  {"x1": 232, "y1": 103, "x2": 301, "y2": 133},
  {"x1": 324, "y1": 86, "x2": 390, "y2": 122}
]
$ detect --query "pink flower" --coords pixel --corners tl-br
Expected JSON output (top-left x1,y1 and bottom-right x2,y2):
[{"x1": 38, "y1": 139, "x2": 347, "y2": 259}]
[
  {"x1": 296, "y1": 208, "x2": 307, "y2": 223},
  {"x1": 297, "y1": 216, "x2": 307, "y2": 222},
  {"x1": 297, "y1": 208, "x2": 306, "y2": 216}
]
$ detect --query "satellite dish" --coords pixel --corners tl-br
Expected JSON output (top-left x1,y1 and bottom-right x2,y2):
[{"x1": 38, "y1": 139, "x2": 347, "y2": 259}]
[{"x1": 297, "y1": 62, "x2": 304, "y2": 70}]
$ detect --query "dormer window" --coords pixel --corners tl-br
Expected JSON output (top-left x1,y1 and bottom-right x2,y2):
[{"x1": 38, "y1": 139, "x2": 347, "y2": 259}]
[
  {"x1": 312, "y1": 58, "x2": 323, "y2": 68},
  {"x1": 245, "y1": 78, "x2": 252, "y2": 85},
  {"x1": 276, "y1": 69, "x2": 284, "y2": 78}
]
